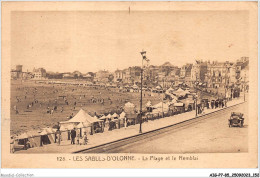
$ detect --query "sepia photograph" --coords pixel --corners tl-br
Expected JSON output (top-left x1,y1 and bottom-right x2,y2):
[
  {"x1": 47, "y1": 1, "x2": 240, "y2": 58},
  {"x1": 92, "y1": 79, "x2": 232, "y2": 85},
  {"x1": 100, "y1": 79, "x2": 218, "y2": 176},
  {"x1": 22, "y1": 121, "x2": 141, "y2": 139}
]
[{"x1": 1, "y1": 1, "x2": 258, "y2": 169}]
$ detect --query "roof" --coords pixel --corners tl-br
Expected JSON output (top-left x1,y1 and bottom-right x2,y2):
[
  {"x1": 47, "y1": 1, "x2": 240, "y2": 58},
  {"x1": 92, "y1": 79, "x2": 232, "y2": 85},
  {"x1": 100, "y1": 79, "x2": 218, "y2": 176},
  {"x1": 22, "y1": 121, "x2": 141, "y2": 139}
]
[
  {"x1": 120, "y1": 112, "x2": 126, "y2": 118},
  {"x1": 17, "y1": 133, "x2": 29, "y2": 139},
  {"x1": 146, "y1": 101, "x2": 152, "y2": 107},
  {"x1": 174, "y1": 103, "x2": 184, "y2": 107},
  {"x1": 112, "y1": 113, "x2": 119, "y2": 117},
  {"x1": 77, "y1": 122, "x2": 85, "y2": 128},
  {"x1": 61, "y1": 109, "x2": 100, "y2": 124}
]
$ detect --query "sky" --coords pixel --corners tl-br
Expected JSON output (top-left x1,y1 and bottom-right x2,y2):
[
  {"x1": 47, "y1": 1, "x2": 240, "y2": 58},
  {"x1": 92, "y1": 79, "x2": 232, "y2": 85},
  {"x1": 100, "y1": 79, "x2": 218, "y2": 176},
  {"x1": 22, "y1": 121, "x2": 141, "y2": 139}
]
[{"x1": 11, "y1": 11, "x2": 249, "y2": 73}]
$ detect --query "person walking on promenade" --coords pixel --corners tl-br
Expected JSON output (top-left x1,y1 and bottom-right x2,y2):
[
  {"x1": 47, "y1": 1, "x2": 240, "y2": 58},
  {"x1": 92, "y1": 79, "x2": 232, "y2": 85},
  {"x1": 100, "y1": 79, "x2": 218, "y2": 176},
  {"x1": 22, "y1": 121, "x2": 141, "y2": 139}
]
[
  {"x1": 83, "y1": 132, "x2": 88, "y2": 145},
  {"x1": 76, "y1": 133, "x2": 80, "y2": 145},
  {"x1": 70, "y1": 128, "x2": 76, "y2": 145}
]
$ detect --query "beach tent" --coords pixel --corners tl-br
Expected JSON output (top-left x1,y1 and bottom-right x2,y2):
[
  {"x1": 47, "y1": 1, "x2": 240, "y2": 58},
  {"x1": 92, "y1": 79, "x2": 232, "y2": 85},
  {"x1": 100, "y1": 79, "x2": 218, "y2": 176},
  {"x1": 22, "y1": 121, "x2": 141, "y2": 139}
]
[
  {"x1": 67, "y1": 124, "x2": 75, "y2": 130},
  {"x1": 99, "y1": 115, "x2": 106, "y2": 121},
  {"x1": 17, "y1": 133, "x2": 29, "y2": 140},
  {"x1": 40, "y1": 128, "x2": 55, "y2": 144},
  {"x1": 26, "y1": 130, "x2": 41, "y2": 147},
  {"x1": 124, "y1": 102, "x2": 137, "y2": 122},
  {"x1": 124, "y1": 102, "x2": 136, "y2": 113},
  {"x1": 119, "y1": 112, "x2": 126, "y2": 119},
  {"x1": 167, "y1": 87, "x2": 174, "y2": 92},
  {"x1": 45, "y1": 127, "x2": 56, "y2": 143},
  {"x1": 156, "y1": 86, "x2": 162, "y2": 90},
  {"x1": 60, "y1": 109, "x2": 92, "y2": 124},
  {"x1": 60, "y1": 130, "x2": 68, "y2": 141},
  {"x1": 59, "y1": 125, "x2": 67, "y2": 131},
  {"x1": 146, "y1": 101, "x2": 152, "y2": 107},
  {"x1": 112, "y1": 113, "x2": 119, "y2": 118},
  {"x1": 106, "y1": 114, "x2": 112, "y2": 119},
  {"x1": 170, "y1": 99, "x2": 177, "y2": 104},
  {"x1": 132, "y1": 84, "x2": 139, "y2": 89},
  {"x1": 60, "y1": 109, "x2": 94, "y2": 131},
  {"x1": 76, "y1": 122, "x2": 88, "y2": 137},
  {"x1": 16, "y1": 133, "x2": 30, "y2": 148},
  {"x1": 124, "y1": 102, "x2": 137, "y2": 119},
  {"x1": 174, "y1": 102, "x2": 184, "y2": 107},
  {"x1": 173, "y1": 88, "x2": 187, "y2": 97},
  {"x1": 152, "y1": 109, "x2": 160, "y2": 114},
  {"x1": 77, "y1": 122, "x2": 85, "y2": 129},
  {"x1": 124, "y1": 102, "x2": 135, "y2": 107},
  {"x1": 89, "y1": 116, "x2": 102, "y2": 123},
  {"x1": 152, "y1": 102, "x2": 169, "y2": 112},
  {"x1": 166, "y1": 91, "x2": 178, "y2": 100}
]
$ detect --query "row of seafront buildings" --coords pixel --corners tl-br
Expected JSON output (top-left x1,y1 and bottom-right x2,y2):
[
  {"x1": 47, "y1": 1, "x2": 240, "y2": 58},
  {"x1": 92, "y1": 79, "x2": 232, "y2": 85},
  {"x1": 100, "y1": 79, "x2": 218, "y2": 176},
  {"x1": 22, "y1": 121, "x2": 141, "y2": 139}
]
[
  {"x1": 113, "y1": 57, "x2": 249, "y2": 89},
  {"x1": 11, "y1": 56, "x2": 249, "y2": 91}
]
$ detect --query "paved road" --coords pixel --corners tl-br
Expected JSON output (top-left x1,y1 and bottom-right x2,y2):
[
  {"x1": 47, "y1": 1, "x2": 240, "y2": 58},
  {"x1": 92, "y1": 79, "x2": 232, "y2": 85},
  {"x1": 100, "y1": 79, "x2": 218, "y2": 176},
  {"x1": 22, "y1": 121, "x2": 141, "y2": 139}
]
[{"x1": 105, "y1": 102, "x2": 248, "y2": 153}]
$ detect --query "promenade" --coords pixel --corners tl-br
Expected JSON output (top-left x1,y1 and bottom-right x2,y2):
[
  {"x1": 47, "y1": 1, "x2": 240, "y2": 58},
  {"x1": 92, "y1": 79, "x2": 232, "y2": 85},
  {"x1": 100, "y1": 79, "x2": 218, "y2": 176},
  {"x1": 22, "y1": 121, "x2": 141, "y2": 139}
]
[{"x1": 17, "y1": 97, "x2": 244, "y2": 153}]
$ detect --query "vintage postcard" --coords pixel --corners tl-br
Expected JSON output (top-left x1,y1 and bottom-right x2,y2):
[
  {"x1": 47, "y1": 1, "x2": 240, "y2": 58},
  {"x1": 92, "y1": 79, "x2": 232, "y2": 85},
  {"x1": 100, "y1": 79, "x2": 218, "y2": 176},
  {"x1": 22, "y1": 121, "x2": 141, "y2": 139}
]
[{"x1": 1, "y1": 1, "x2": 258, "y2": 169}]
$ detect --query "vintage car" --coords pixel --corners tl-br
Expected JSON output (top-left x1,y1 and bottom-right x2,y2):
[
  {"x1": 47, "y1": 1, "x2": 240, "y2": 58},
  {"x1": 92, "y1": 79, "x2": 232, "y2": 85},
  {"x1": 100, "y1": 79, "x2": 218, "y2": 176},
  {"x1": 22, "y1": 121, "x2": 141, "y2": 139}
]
[{"x1": 229, "y1": 112, "x2": 244, "y2": 127}]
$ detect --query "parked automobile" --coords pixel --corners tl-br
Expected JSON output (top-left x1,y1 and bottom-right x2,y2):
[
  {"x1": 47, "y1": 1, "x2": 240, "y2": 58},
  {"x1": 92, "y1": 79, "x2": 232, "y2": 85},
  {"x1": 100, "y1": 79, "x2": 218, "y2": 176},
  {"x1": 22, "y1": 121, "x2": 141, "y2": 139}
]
[{"x1": 229, "y1": 112, "x2": 244, "y2": 127}]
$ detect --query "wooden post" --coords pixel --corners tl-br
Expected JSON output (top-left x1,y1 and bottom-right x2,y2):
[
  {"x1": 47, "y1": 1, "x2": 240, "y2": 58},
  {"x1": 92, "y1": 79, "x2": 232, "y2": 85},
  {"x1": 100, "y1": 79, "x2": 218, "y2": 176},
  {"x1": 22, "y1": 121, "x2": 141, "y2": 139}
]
[
  {"x1": 40, "y1": 136, "x2": 43, "y2": 147},
  {"x1": 24, "y1": 139, "x2": 27, "y2": 150},
  {"x1": 91, "y1": 124, "x2": 93, "y2": 135},
  {"x1": 68, "y1": 131, "x2": 70, "y2": 140},
  {"x1": 80, "y1": 128, "x2": 82, "y2": 137}
]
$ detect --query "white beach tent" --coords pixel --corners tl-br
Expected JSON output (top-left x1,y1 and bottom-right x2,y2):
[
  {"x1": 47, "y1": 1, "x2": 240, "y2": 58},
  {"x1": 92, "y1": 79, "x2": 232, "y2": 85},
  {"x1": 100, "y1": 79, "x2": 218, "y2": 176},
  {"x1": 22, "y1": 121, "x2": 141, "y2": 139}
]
[
  {"x1": 17, "y1": 132, "x2": 29, "y2": 139},
  {"x1": 132, "y1": 84, "x2": 139, "y2": 89},
  {"x1": 60, "y1": 109, "x2": 92, "y2": 126},
  {"x1": 174, "y1": 102, "x2": 184, "y2": 107},
  {"x1": 90, "y1": 116, "x2": 102, "y2": 123},
  {"x1": 119, "y1": 112, "x2": 126, "y2": 119},
  {"x1": 167, "y1": 87, "x2": 174, "y2": 92},
  {"x1": 99, "y1": 115, "x2": 106, "y2": 120},
  {"x1": 173, "y1": 88, "x2": 187, "y2": 97},
  {"x1": 156, "y1": 86, "x2": 162, "y2": 90},
  {"x1": 26, "y1": 130, "x2": 41, "y2": 147},
  {"x1": 124, "y1": 102, "x2": 135, "y2": 108},
  {"x1": 106, "y1": 114, "x2": 112, "y2": 119},
  {"x1": 59, "y1": 125, "x2": 67, "y2": 131},
  {"x1": 112, "y1": 113, "x2": 119, "y2": 118},
  {"x1": 40, "y1": 129, "x2": 48, "y2": 136},
  {"x1": 77, "y1": 122, "x2": 85, "y2": 129},
  {"x1": 152, "y1": 102, "x2": 169, "y2": 112},
  {"x1": 40, "y1": 128, "x2": 55, "y2": 144},
  {"x1": 146, "y1": 101, "x2": 152, "y2": 107}
]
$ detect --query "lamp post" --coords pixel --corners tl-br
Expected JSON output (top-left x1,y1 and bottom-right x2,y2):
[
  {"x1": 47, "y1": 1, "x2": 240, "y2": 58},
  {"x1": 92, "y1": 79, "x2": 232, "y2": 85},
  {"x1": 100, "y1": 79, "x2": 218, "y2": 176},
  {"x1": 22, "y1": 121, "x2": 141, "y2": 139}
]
[
  {"x1": 195, "y1": 97, "x2": 198, "y2": 117},
  {"x1": 244, "y1": 73, "x2": 246, "y2": 102},
  {"x1": 139, "y1": 50, "x2": 147, "y2": 133}
]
